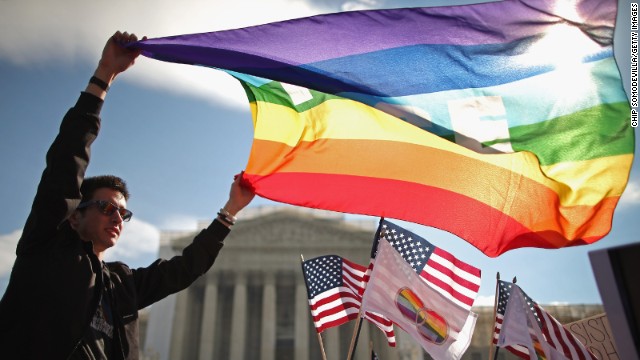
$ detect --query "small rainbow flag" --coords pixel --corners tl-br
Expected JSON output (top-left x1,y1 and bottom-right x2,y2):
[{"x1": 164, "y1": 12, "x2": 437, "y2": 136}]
[{"x1": 135, "y1": 0, "x2": 634, "y2": 257}]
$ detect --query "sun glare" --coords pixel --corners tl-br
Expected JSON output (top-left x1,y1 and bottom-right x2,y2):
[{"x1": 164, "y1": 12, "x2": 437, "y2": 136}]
[
  {"x1": 516, "y1": 1, "x2": 607, "y2": 96},
  {"x1": 520, "y1": 0, "x2": 605, "y2": 70},
  {"x1": 523, "y1": 23, "x2": 601, "y2": 70}
]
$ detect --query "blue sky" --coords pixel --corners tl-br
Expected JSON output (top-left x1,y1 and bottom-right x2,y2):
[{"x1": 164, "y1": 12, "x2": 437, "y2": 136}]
[{"x1": 0, "y1": 0, "x2": 638, "y2": 307}]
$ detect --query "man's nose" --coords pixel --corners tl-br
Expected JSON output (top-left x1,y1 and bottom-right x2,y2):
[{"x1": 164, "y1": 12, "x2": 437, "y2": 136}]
[{"x1": 111, "y1": 210, "x2": 124, "y2": 224}]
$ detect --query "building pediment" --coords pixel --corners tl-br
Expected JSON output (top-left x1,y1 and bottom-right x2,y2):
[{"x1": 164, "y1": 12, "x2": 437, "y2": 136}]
[
  {"x1": 170, "y1": 206, "x2": 380, "y2": 267},
  {"x1": 232, "y1": 210, "x2": 376, "y2": 246}
]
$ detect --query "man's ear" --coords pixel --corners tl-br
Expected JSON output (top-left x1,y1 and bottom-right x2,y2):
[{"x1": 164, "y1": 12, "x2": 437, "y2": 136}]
[{"x1": 68, "y1": 210, "x2": 81, "y2": 230}]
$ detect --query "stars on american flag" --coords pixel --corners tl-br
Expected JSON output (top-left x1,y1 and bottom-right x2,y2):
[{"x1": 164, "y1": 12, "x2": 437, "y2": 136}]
[
  {"x1": 377, "y1": 223, "x2": 434, "y2": 273},
  {"x1": 302, "y1": 255, "x2": 343, "y2": 299},
  {"x1": 496, "y1": 280, "x2": 540, "y2": 325}
]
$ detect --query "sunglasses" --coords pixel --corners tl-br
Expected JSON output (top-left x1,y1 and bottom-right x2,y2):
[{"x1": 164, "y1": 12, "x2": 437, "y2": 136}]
[{"x1": 77, "y1": 200, "x2": 133, "y2": 222}]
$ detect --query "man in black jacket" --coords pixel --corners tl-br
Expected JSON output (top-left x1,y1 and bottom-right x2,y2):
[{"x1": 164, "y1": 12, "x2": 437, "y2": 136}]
[{"x1": 0, "y1": 31, "x2": 255, "y2": 359}]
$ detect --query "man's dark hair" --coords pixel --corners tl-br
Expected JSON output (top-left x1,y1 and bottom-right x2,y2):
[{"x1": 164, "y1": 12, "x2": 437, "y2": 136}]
[{"x1": 80, "y1": 175, "x2": 130, "y2": 202}]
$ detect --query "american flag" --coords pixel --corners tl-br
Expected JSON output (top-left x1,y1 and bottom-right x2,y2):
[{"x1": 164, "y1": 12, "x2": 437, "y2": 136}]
[
  {"x1": 494, "y1": 280, "x2": 597, "y2": 360},
  {"x1": 367, "y1": 220, "x2": 481, "y2": 310},
  {"x1": 302, "y1": 255, "x2": 396, "y2": 346},
  {"x1": 493, "y1": 280, "x2": 540, "y2": 358},
  {"x1": 361, "y1": 239, "x2": 477, "y2": 359}
]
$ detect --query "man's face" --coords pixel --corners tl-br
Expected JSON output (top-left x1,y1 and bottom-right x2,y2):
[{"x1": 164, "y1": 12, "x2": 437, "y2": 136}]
[{"x1": 70, "y1": 188, "x2": 128, "y2": 257}]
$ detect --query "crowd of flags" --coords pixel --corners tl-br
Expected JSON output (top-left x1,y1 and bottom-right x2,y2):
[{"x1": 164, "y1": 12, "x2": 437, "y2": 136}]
[
  {"x1": 300, "y1": 220, "x2": 598, "y2": 359},
  {"x1": 130, "y1": 0, "x2": 632, "y2": 357}
]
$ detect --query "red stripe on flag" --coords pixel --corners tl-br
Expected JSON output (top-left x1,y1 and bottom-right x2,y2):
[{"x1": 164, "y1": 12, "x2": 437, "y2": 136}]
[
  {"x1": 245, "y1": 172, "x2": 592, "y2": 257},
  {"x1": 543, "y1": 311, "x2": 575, "y2": 358},
  {"x1": 364, "y1": 311, "x2": 396, "y2": 346},
  {"x1": 535, "y1": 305, "x2": 596, "y2": 360},
  {"x1": 420, "y1": 271, "x2": 475, "y2": 307},
  {"x1": 427, "y1": 251, "x2": 480, "y2": 292},
  {"x1": 562, "y1": 324, "x2": 595, "y2": 360},
  {"x1": 432, "y1": 248, "x2": 481, "y2": 277},
  {"x1": 343, "y1": 276, "x2": 362, "y2": 294},
  {"x1": 315, "y1": 315, "x2": 355, "y2": 333},
  {"x1": 342, "y1": 258, "x2": 367, "y2": 294},
  {"x1": 311, "y1": 302, "x2": 360, "y2": 323},
  {"x1": 343, "y1": 258, "x2": 367, "y2": 274},
  {"x1": 426, "y1": 259, "x2": 480, "y2": 293},
  {"x1": 310, "y1": 291, "x2": 344, "y2": 309}
]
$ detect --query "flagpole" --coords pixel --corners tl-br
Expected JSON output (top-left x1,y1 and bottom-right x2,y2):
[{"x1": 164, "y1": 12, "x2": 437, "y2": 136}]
[
  {"x1": 346, "y1": 308, "x2": 364, "y2": 360},
  {"x1": 317, "y1": 333, "x2": 328, "y2": 360},
  {"x1": 301, "y1": 254, "x2": 328, "y2": 360},
  {"x1": 349, "y1": 216, "x2": 385, "y2": 360},
  {"x1": 489, "y1": 272, "x2": 501, "y2": 360}
]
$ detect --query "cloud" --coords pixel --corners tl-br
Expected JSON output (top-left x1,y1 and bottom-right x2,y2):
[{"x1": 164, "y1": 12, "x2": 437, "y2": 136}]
[
  {"x1": 473, "y1": 294, "x2": 495, "y2": 307},
  {"x1": 619, "y1": 179, "x2": 640, "y2": 207},
  {"x1": 0, "y1": 229, "x2": 21, "y2": 280},
  {"x1": 341, "y1": 0, "x2": 380, "y2": 11},
  {"x1": 104, "y1": 218, "x2": 160, "y2": 267},
  {"x1": 548, "y1": 301, "x2": 570, "y2": 306},
  {"x1": 158, "y1": 214, "x2": 200, "y2": 232},
  {"x1": 0, "y1": 0, "x2": 326, "y2": 109}
]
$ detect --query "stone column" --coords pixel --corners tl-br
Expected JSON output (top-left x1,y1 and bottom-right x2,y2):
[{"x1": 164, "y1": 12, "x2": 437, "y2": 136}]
[
  {"x1": 169, "y1": 290, "x2": 190, "y2": 360},
  {"x1": 294, "y1": 282, "x2": 309, "y2": 360},
  {"x1": 354, "y1": 319, "x2": 370, "y2": 360},
  {"x1": 260, "y1": 272, "x2": 277, "y2": 360},
  {"x1": 198, "y1": 274, "x2": 218, "y2": 360},
  {"x1": 229, "y1": 273, "x2": 247, "y2": 360},
  {"x1": 373, "y1": 324, "x2": 397, "y2": 360},
  {"x1": 324, "y1": 326, "x2": 340, "y2": 360}
]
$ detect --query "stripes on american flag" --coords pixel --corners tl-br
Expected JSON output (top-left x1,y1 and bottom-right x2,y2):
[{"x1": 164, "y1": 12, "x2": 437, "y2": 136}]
[
  {"x1": 368, "y1": 219, "x2": 481, "y2": 310},
  {"x1": 302, "y1": 255, "x2": 396, "y2": 346},
  {"x1": 494, "y1": 281, "x2": 597, "y2": 360},
  {"x1": 535, "y1": 303, "x2": 597, "y2": 360},
  {"x1": 363, "y1": 312, "x2": 395, "y2": 347}
]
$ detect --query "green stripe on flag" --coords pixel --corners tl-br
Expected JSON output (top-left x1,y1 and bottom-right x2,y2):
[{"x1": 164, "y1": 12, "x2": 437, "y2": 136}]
[{"x1": 505, "y1": 102, "x2": 633, "y2": 165}]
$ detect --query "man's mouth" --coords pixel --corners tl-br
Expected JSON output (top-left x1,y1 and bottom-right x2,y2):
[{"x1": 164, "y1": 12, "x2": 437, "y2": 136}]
[{"x1": 107, "y1": 228, "x2": 120, "y2": 237}]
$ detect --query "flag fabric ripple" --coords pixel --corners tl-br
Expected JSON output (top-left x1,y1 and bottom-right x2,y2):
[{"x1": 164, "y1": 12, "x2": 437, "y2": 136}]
[{"x1": 134, "y1": 0, "x2": 634, "y2": 257}]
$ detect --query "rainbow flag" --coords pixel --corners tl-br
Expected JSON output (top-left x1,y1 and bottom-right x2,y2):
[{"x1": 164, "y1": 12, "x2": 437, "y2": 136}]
[{"x1": 134, "y1": 0, "x2": 634, "y2": 257}]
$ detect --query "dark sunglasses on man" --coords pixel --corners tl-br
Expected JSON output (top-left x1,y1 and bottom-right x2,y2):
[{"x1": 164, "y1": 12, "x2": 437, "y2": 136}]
[{"x1": 76, "y1": 200, "x2": 133, "y2": 222}]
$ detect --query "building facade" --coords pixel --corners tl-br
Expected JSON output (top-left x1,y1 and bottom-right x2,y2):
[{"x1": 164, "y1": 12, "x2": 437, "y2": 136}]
[{"x1": 142, "y1": 206, "x2": 603, "y2": 360}]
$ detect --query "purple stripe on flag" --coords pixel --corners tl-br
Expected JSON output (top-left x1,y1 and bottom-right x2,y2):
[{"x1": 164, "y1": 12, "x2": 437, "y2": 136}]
[{"x1": 135, "y1": 0, "x2": 615, "y2": 66}]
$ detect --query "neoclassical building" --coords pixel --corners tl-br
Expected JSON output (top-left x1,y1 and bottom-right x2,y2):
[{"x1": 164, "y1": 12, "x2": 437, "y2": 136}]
[{"x1": 141, "y1": 206, "x2": 603, "y2": 360}]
